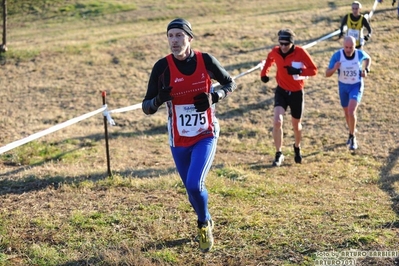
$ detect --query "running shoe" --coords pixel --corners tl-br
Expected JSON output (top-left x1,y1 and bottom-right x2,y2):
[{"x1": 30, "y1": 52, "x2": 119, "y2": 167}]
[
  {"x1": 198, "y1": 220, "x2": 214, "y2": 252},
  {"x1": 293, "y1": 144, "x2": 302, "y2": 164},
  {"x1": 272, "y1": 152, "x2": 284, "y2": 167},
  {"x1": 349, "y1": 137, "x2": 358, "y2": 150}
]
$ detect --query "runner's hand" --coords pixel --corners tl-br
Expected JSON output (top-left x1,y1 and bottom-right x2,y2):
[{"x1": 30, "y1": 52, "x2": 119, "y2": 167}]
[
  {"x1": 156, "y1": 86, "x2": 173, "y2": 106},
  {"x1": 261, "y1": 76, "x2": 269, "y2": 83},
  {"x1": 193, "y1": 92, "x2": 219, "y2": 112}
]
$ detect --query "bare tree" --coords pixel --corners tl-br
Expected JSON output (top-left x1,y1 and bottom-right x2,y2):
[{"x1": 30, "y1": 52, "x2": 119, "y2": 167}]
[{"x1": 1, "y1": 0, "x2": 7, "y2": 52}]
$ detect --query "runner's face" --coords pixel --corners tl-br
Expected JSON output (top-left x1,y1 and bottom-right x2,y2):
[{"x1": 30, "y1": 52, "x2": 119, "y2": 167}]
[
  {"x1": 344, "y1": 40, "x2": 355, "y2": 56},
  {"x1": 279, "y1": 41, "x2": 293, "y2": 53},
  {"x1": 352, "y1": 4, "x2": 361, "y2": 16},
  {"x1": 167, "y1": 29, "x2": 191, "y2": 59}
]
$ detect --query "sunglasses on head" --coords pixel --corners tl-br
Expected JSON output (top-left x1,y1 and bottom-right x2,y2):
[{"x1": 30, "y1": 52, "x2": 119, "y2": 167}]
[{"x1": 279, "y1": 42, "x2": 291, "y2": 46}]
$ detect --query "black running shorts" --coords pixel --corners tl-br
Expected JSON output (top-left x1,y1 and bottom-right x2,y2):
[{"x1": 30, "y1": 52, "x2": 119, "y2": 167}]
[{"x1": 274, "y1": 86, "x2": 304, "y2": 119}]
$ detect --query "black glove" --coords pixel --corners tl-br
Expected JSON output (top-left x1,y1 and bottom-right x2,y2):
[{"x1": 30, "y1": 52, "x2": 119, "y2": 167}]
[
  {"x1": 364, "y1": 35, "x2": 370, "y2": 42},
  {"x1": 193, "y1": 92, "x2": 219, "y2": 112},
  {"x1": 338, "y1": 32, "x2": 343, "y2": 39},
  {"x1": 155, "y1": 86, "x2": 173, "y2": 106},
  {"x1": 284, "y1": 66, "x2": 302, "y2": 75},
  {"x1": 261, "y1": 76, "x2": 269, "y2": 83}
]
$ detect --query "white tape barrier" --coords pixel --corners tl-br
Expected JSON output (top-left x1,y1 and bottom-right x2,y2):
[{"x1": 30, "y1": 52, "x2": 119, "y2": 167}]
[
  {"x1": 368, "y1": 0, "x2": 380, "y2": 21},
  {"x1": 302, "y1": 27, "x2": 346, "y2": 49},
  {"x1": 212, "y1": 60, "x2": 266, "y2": 88},
  {"x1": 101, "y1": 103, "x2": 143, "y2": 126},
  {"x1": 0, "y1": 106, "x2": 107, "y2": 154},
  {"x1": 109, "y1": 103, "x2": 142, "y2": 114}
]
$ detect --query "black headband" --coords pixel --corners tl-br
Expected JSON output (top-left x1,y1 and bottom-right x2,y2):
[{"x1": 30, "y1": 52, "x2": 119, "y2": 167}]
[
  {"x1": 167, "y1": 18, "x2": 194, "y2": 38},
  {"x1": 279, "y1": 33, "x2": 294, "y2": 43}
]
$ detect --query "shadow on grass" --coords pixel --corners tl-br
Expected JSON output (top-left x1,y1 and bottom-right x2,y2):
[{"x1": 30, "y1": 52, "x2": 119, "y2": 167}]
[
  {"x1": 0, "y1": 147, "x2": 83, "y2": 178},
  {"x1": 55, "y1": 238, "x2": 193, "y2": 266},
  {"x1": 379, "y1": 145, "x2": 399, "y2": 227},
  {"x1": 113, "y1": 167, "x2": 177, "y2": 179},
  {"x1": 247, "y1": 142, "x2": 362, "y2": 170},
  {"x1": 0, "y1": 163, "x2": 176, "y2": 196},
  {"x1": 107, "y1": 125, "x2": 168, "y2": 138},
  {"x1": 141, "y1": 238, "x2": 192, "y2": 252},
  {"x1": 58, "y1": 258, "x2": 107, "y2": 266},
  {"x1": 0, "y1": 172, "x2": 105, "y2": 196}
]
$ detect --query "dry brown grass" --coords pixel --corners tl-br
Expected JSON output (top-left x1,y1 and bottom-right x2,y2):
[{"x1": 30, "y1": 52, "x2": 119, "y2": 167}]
[{"x1": 1, "y1": 0, "x2": 399, "y2": 265}]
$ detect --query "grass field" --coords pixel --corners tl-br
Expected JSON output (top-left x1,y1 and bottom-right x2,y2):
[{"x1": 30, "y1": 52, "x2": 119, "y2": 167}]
[{"x1": 1, "y1": 0, "x2": 399, "y2": 265}]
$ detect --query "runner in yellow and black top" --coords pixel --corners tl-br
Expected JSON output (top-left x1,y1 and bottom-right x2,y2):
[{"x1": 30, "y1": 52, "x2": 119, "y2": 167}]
[{"x1": 338, "y1": 1, "x2": 372, "y2": 49}]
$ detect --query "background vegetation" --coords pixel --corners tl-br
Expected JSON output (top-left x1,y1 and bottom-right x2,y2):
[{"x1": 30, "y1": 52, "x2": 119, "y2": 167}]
[{"x1": 1, "y1": 0, "x2": 399, "y2": 265}]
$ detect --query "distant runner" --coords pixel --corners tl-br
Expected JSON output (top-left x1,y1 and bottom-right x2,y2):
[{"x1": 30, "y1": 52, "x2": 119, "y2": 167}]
[{"x1": 338, "y1": 1, "x2": 373, "y2": 49}]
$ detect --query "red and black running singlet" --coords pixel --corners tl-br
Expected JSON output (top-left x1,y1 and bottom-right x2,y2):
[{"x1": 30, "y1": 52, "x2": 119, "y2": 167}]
[{"x1": 166, "y1": 51, "x2": 215, "y2": 147}]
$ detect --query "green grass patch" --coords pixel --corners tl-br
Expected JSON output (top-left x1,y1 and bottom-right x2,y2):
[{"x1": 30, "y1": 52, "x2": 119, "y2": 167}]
[
  {"x1": 3, "y1": 48, "x2": 41, "y2": 62},
  {"x1": 28, "y1": 243, "x2": 65, "y2": 265}
]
